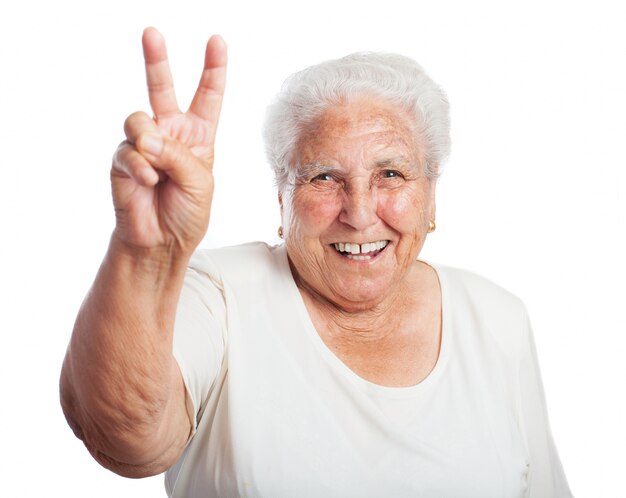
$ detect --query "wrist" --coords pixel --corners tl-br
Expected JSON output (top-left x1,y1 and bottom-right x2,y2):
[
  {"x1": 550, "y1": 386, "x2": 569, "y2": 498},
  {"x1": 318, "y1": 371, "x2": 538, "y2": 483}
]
[{"x1": 107, "y1": 232, "x2": 192, "y2": 285}]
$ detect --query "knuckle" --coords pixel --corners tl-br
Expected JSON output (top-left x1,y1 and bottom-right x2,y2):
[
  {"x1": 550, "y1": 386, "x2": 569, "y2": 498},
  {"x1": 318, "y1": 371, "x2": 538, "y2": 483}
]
[
  {"x1": 123, "y1": 111, "x2": 152, "y2": 140},
  {"x1": 112, "y1": 141, "x2": 132, "y2": 167},
  {"x1": 113, "y1": 145, "x2": 147, "y2": 179},
  {"x1": 111, "y1": 144, "x2": 124, "y2": 168}
]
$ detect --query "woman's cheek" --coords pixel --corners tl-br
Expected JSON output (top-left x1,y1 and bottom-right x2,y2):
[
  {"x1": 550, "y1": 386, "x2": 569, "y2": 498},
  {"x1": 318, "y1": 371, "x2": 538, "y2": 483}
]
[
  {"x1": 294, "y1": 192, "x2": 341, "y2": 230},
  {"x1": 381, "y1": 191, "x2": 416, "y2": 225}
]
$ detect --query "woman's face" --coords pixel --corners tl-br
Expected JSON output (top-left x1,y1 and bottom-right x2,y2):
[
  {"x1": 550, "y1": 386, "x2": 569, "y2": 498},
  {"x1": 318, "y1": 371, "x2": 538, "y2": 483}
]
[{"x1": 281, "y1": 97, "x2": 435, "y2": 312}]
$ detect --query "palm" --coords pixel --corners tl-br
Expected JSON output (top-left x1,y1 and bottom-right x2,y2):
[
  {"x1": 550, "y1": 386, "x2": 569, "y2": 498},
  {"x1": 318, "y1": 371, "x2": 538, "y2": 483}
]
[{"x1": 112, "y1": 28, "x2": 226, "y2": 251}]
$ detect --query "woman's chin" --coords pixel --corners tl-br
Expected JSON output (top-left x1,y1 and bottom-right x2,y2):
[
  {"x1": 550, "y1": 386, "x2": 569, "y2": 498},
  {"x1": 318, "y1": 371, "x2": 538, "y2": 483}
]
[
  {"x1": 320, "y1": 274, "x2": 400, "y2": 312},
  {"x1": 313, "y1": 243, "x2": 409, "y2": 311}
]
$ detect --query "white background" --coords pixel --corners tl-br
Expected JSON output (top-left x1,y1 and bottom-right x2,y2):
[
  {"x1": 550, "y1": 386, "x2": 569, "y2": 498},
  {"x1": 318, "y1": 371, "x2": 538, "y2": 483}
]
[{"x1": 1, "y1": 0, "x2": 624, "y2": 496}]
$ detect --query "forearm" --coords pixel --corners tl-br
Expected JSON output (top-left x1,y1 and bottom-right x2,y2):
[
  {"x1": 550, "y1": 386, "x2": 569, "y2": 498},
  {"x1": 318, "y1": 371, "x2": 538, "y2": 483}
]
[{"x1": 60, "y1": 234, "x2": 191, "y2": 472}]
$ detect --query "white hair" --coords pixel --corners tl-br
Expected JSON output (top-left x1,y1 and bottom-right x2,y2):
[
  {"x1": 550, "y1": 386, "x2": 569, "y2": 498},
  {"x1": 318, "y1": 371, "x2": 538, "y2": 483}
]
[{"x1": 263, "y1": 52, "x2": 451, "y2": 192}]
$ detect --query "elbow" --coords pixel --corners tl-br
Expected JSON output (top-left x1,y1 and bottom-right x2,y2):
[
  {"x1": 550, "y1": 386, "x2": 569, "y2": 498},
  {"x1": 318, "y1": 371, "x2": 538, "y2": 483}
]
[
  {"x1": 59, "y1": 354, "x2": 188, "y2": 478},
  {"x1": 60, "y1": 379, "x2": 184, "y2": 478},
  {"x1": 61, "y1": 403, "x2": 178, "y2": 478},
  {"x1": 87, "y1": 446, "x2": 174, "y2": 479},
  {"x1": 84, "y1": 421, "x2": 185, "y2": 478}
]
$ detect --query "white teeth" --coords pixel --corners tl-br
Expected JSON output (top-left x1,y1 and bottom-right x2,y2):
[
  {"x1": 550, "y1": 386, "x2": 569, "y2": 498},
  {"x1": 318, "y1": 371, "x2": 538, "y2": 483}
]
[{"x1": 333, "y1": 240, "x2": 389, "y2": 255}]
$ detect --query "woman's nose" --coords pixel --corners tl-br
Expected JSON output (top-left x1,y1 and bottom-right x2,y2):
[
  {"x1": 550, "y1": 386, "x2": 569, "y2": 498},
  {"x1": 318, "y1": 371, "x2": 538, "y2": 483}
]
[{"x1": 338, "y1": 185, "x2": 378, "y2": 231}]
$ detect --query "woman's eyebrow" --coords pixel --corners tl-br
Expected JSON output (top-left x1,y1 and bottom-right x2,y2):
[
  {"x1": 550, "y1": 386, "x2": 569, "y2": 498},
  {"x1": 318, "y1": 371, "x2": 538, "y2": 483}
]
[{"x1": 374, "y1": 157, "x2": 418, "y2": 171}]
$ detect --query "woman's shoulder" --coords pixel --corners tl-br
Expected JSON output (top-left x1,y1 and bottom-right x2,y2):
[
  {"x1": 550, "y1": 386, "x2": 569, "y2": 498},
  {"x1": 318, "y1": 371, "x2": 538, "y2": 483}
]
[
  {"x1": 189, "y1": 241, "x2": 286, "y2": 285},
  {"x1": 431, "y1": 262, "x2": 530, "y2": 357},
  {"x1": 432, "y1": 262, "x2": 526, "y2": 312}
]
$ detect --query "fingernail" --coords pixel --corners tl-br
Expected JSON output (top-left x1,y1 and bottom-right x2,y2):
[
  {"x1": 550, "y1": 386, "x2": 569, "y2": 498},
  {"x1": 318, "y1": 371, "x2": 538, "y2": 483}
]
[{"x1": 140, "y1": 133, "x2": 163, "y2": 156}]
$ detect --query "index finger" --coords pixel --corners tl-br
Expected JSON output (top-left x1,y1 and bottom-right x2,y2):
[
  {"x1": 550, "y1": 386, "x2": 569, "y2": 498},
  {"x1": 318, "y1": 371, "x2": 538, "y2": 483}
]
[
  {"x1": 142, "y1": 27, "x2": 180, "y2": 119},
  {"x1": 188, "y1": 35, "x2": 227, "y2": 125}
]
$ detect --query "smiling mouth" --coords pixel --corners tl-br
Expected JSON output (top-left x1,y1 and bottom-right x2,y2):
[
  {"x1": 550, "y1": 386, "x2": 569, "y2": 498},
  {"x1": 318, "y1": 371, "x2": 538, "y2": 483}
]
[{"x1": 332, "y1": 240, "x2": 389, "y2": 261}]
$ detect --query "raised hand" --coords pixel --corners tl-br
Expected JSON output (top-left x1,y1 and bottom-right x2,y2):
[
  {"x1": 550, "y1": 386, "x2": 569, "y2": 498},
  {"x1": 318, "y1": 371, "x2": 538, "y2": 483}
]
[{"x1": 111, "y1": 27, "x2": 227, "y2": 254}]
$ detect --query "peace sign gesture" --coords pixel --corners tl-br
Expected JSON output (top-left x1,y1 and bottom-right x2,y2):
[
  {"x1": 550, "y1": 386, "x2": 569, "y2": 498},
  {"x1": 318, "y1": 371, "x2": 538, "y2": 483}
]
[{"x1": 111, "y1": 27, "x2": 227, "y2": 255}]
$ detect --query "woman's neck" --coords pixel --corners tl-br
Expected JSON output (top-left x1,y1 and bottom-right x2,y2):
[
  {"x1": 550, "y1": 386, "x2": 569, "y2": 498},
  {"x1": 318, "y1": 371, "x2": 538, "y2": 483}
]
[{"x1": 295, "y1": 261, "x2": 435, "y2": 344}]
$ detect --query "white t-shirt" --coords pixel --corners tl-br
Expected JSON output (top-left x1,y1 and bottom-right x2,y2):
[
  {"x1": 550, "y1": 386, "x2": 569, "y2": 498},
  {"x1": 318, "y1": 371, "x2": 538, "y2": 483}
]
[{"x1": 165, "y1": 242, "x2": 571, "y2": 498}]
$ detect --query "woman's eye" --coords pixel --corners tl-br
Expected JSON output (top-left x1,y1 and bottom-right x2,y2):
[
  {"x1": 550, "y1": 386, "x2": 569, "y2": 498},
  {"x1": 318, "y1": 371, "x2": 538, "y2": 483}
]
[
  {"x1": 309, "y1": 172, "x2": 342, "y2": 191},
  {"x1": 312, "y1": 173, "x2": 333, "y2": 182},
  {"x1": 382, "y1": 170, "x2": 404, "y2": 179}
]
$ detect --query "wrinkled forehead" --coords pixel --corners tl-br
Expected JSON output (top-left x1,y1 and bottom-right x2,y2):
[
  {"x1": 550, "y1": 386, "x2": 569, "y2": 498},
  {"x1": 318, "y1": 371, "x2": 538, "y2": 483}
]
[{"x1": 294, "y1": 98, "x2": 424, "y2": 170}]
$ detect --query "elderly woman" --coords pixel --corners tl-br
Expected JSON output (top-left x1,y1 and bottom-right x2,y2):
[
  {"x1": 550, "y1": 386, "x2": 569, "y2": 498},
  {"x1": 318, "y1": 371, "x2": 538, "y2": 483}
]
[{"x1": 60, "y1": 27, "x2": 571, "y2": 497}]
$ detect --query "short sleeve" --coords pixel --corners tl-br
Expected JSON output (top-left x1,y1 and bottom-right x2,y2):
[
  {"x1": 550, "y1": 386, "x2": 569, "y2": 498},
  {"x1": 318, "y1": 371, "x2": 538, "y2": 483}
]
[
  {"x1": 518, "y1": 311, "x2": 573, "y2": 497},
  {"x1": 172, "y1": 265, "x2": 227, "y2": 436}
]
